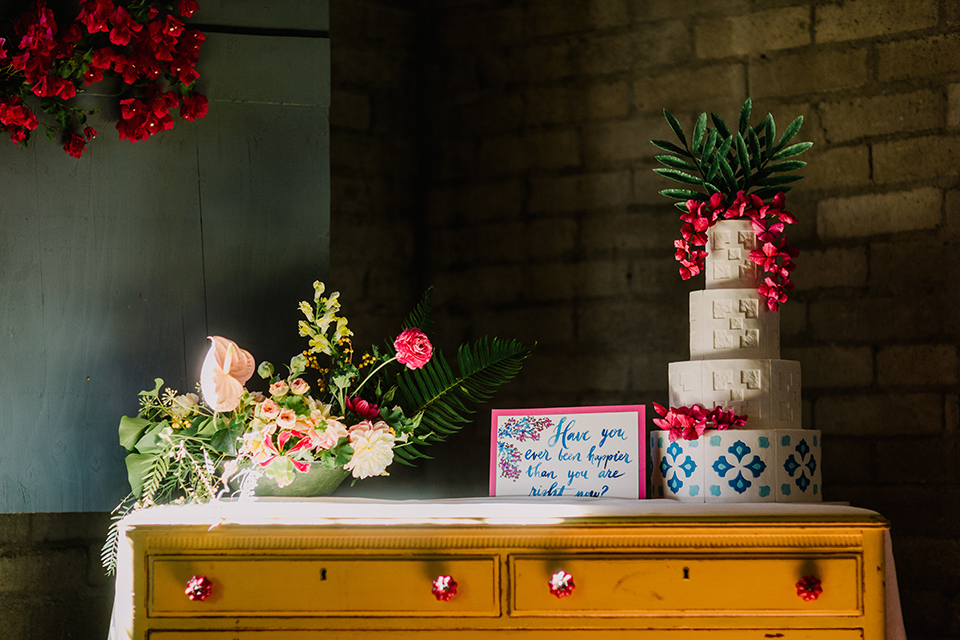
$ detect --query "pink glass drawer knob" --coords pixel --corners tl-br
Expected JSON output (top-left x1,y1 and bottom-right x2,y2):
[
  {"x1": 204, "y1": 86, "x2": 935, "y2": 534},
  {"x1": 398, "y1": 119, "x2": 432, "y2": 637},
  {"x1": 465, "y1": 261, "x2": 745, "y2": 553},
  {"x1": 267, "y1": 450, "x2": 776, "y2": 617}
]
[
  {"x1": 548, "y1": 570, "x2": 575, "y2": 598},
  {"x1": 796, "y1": 575, "x2": 822, "y2": 601},
  {"x1": 431, "y1": 575, "x2": 458, "y2": 601},
  {"x1": 185, "y1": 575, "x2": 213, "y2": 601}
]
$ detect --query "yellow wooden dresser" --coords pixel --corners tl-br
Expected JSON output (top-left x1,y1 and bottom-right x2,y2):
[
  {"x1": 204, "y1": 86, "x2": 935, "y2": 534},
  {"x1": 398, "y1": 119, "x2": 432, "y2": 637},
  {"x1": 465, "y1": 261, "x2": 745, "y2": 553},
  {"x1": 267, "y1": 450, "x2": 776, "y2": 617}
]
[{"x1": 109, "y1": 498, "x2": 889, "y2": 640}]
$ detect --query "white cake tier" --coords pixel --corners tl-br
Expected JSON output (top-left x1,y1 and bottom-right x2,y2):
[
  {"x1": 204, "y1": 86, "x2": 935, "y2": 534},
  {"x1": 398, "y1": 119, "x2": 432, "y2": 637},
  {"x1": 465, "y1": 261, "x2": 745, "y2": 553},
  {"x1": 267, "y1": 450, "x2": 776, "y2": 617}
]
[
  {"x1": 668, "y1": 359, "x2": 801, "y2": 430},
  {"x1": 690, "y1": 289, "x2": 780, "y2": 360},
  {"x1": 705, "y1": 219, "x2": 759, "y2": 290},
  {"x1": 650, "y1": 429, "x2": 822, "y2": 503}
]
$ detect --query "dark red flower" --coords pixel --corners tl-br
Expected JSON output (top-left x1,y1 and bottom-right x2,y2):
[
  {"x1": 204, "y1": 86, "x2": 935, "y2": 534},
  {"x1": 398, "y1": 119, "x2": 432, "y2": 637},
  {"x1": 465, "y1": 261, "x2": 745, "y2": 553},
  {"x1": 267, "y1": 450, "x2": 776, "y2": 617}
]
[
  {"x1": 346, "y1": 397, "x2": 380, "y2": 420},
  {"x1": 180, "y1": 91, "x2": 208, "y2": 121},
  {"x1": 109, "y1": 6, "x2": 142, "y2": 46},
  {"x1": 78, "y1": 0, "x2": 115, "y2": 34},
  {"x1": 63, "y1": 133, "x2": 87, "y2": 158},
  {"x1": 179, "y1": 0, "x2": 199, "y2": 18},
  {"x1": 83, "y1": 126, "x2": 97, "y2": 140}
]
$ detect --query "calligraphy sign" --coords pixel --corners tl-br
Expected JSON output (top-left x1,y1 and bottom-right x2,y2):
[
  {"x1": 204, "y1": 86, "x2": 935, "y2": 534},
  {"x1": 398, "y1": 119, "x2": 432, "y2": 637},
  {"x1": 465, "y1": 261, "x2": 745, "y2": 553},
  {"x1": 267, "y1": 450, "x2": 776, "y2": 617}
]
[{"x1": 489, "y1": 405, "x2": 645, "y2": 499}]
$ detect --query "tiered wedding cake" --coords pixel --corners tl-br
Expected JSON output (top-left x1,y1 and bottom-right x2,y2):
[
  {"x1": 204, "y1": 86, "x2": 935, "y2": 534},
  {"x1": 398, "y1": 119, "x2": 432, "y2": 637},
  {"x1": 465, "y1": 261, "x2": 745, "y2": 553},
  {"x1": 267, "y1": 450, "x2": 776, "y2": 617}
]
[{"x1": 650, "y1": 219, "x2": 822, "y2": 503}]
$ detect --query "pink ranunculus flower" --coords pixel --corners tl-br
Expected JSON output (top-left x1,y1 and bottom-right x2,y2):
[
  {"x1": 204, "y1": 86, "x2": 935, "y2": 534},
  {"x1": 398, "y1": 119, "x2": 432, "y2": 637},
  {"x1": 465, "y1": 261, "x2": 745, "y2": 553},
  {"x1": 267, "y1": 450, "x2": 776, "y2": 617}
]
[
  {"x1": 290, "y1": 378, "x2": 310, "y2": 395},
  {"x1": 394, "y1": 328, "x2": 433, "y2": 369},
  {"x1": 200, "y1": 336, "x2": 255, "y2": 412},
  {"x1": 269, "y1": 380, "x2": 289, "y2": 397}
]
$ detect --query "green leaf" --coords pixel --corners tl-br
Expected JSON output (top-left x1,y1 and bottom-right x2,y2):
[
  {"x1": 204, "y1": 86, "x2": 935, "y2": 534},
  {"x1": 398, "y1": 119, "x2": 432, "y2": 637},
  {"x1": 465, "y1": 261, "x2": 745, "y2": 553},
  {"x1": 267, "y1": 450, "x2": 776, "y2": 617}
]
[
  {"x1": 655, "y1": 154, "x2": 698, "y2": 171},
  {"x1": 705, "y1": 153, "x2": 721, "y2": 182},
  {"x1": 771, "y1": 141, "x2": 813, "y2": 161},
  {"x1": 134, "y1": 423, "x2": 168, "y2": 455},
  {"x1": 195, "y1": 416, "x2": 216, "y2": 437},
  {"x1": 125, "y1": 453, "x2": 154, "y2": 498},
  {"x1": 776, "y1": 115, "x2": 804, "y2": 151},
  {"x1": 651, "y1": 139, "x2": 691, "y2": 157},
  {"x1": 718, "y1": 157, "x2": 738, "y2": 193},
  {"x1": 119, "y1": 416, "x2": 153, "y2": 450},
  {"x1": 735, "y1": 132, "x2": 751, "y2": 189},
  {"x1": 763, "y1": 114, "x2": 776, "y2": 162},
  {"x1": 139, "y1": 378, "x2": 165, "y2": 398},
  {"x1": 210, "y1": 421, "x2": 244, "y2": 456},
  {"x1": 747, "y1": 127, "x2": 762, "y2": 166},
  {"x1": 738, "y1": 98, "x2": 752, "y2": 135},
  {"x1": 289, "y1": 353, "x2": 307, "y2": 378},
  {"x1": 395, "y1": 338, "x2": 533, "y2": 462},
  {"x1": 659, "y1": 188, "x2": 706, "y2": 201},
  {"x1": 711, "y1": 112, "x2": 731, "y2": 138},
  {"x1": 716, "y1": 135, "x2": 734, "y2": 161},
  {"x1": 257, "y1": 361, "x2": 274, "y2": 379},
  {"x1": 701, "y1": 128, "x2": 718, "y2": 162},
  {"x1": 766, "y1": 160, "x2": 807, "y2": 172},
  {"x1": 653, "y1": 167, "x2": 703, "y2": 186},
  {"x1": 663, "y1": 109, "x2": 688, "y2": 148},
  {"x1": 402, "y1": 288, "x2": 434, "y2": 333},
  {"x1": 691, "y1": 113, "x2": 707, "y2": 154}
]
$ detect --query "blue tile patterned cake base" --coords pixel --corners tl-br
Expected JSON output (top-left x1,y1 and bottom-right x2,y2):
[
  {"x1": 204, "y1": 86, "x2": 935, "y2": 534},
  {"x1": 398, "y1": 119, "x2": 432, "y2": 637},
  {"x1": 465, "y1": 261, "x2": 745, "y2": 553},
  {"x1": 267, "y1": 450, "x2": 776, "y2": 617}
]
[{"x1": 650, "y1": 430, "x2": 821, "y2": 503}]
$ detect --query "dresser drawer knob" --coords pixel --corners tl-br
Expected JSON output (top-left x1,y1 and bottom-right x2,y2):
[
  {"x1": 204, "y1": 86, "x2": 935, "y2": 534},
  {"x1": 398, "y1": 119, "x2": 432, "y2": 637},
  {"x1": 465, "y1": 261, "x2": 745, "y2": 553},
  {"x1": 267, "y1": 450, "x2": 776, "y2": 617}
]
[
  {"x1": 431, "y1": 575, "x2": 458, "y2": 601},
  {"x1": 796, "y1": 575, "x2": 822, "y2": 601},
  {"x1": 185, "y1": 575, "x2": 213, "y2": 601},
  {"x1": 548, "y1": 570, "x2": 575, "y2": 598}
]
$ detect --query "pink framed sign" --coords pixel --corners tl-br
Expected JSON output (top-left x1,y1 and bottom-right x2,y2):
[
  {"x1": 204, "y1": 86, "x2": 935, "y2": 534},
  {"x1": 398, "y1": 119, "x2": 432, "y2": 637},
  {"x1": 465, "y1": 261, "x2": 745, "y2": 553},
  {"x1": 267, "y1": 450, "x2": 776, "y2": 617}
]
[{"x1": 490, "y1": 405, "x2": 645, "y2": 499}]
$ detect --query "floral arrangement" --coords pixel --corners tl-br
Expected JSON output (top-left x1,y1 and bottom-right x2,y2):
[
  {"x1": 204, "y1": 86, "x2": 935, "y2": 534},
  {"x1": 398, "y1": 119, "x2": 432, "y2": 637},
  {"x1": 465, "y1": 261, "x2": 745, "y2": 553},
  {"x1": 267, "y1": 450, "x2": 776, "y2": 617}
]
[
  {"x1": 652, "y1": 98, "x2": 811, "y2": 312},
  {"x1": 0, "y1": 0, "x2": 207, "y2": 158},
  {"x1": 102, "y1": 281, "x2": 533, "y2": 572}
]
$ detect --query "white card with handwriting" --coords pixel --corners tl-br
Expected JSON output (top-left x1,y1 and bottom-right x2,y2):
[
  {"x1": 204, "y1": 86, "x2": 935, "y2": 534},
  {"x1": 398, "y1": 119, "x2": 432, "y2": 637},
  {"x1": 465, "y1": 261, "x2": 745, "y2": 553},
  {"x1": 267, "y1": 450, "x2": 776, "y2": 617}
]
[{"x1": 489, "y1": 405, "x2": 645, "y2": 499}]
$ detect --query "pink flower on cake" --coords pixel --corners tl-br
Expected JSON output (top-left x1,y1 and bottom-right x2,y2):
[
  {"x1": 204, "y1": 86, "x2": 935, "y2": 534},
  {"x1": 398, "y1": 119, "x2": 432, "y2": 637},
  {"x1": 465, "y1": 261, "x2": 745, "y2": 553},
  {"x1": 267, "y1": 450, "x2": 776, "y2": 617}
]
[
  {"x1": 394, "y1": 328, "x2": 433, "y2": 369},
  {"x1": 199, "y1": 336, "x2": 256, "y2": 412}
]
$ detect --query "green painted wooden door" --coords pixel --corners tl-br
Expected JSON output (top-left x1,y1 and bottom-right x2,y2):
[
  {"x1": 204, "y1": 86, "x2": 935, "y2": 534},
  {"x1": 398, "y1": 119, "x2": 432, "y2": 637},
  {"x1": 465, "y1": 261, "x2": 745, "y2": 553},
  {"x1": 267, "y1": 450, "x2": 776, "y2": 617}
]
[{"x1": 0, "y1": 2, "x2": 330, "y2": 511}]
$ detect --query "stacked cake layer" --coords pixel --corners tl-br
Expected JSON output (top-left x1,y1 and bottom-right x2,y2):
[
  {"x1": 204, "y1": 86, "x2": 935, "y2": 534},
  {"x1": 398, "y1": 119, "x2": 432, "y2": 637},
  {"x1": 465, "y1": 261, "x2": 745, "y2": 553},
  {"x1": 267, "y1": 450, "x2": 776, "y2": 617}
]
[{"x1": 651, "y1": 220, "x2": 821, "y2": 503}]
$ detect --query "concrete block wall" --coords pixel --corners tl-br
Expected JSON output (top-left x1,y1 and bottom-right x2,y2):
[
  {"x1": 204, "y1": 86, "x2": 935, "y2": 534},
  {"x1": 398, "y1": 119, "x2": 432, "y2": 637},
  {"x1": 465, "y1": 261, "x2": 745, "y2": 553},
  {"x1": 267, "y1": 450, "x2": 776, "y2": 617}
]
[
  {"x1": 0, "y1": 513, "x2": 113, "y2": 638},
  {"x1": 402, "y1": 1, "x2": 959, "y2": 636}
]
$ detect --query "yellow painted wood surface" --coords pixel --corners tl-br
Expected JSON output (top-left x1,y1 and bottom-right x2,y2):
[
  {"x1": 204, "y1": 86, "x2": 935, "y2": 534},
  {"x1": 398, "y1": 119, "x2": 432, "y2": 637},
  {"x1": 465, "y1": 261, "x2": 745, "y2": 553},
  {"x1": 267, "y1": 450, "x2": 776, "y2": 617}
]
[{"x1": 120, "y1": 509, "x2": 888, "y2": 639}]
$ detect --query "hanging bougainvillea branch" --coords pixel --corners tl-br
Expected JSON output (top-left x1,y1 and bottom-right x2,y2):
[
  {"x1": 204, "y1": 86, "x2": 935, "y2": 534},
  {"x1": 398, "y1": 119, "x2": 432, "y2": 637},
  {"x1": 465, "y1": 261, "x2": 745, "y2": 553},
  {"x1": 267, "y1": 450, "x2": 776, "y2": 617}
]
[{"x1": 0, "y1": 0, "x2": 207, "y2": 158}]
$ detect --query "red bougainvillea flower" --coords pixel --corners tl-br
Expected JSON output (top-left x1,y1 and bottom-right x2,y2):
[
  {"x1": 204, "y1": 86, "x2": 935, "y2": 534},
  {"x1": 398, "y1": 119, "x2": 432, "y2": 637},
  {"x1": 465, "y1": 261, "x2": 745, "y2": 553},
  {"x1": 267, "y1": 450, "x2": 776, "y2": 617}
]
[
  {"x1": 708, "y1": 406, "x2": 747, "y2": 430},
  {"x1": 758, "y1": 276, "x2": 790, "y2": 312},
  {"x1": 179, "y1": 0, "x2": 200, "y2": 18},
  {"x1": 78, "y1": 0, "x2": 116, "y2": 34},
  {"x1": 0, "y1": 96, "x2": 39, "y2": 130},
  {"x1": 83, "y1": 126, "x2": 97, "y2": 140},
  {"x1": 108, "y1": 5, "x2": 142, "y2": 46},
  {"x1": 346, "y1": 396, "x2": 380, "y2": 420},
  {"x1": 180, "y1": 91, "x2": 209, "y2": 121},
  {"x1": 63, "y1": 133, "x2": 87, "y2": 158},
  {"x1": 394, "y1": 328, "x2": 433, "y2": 369}
]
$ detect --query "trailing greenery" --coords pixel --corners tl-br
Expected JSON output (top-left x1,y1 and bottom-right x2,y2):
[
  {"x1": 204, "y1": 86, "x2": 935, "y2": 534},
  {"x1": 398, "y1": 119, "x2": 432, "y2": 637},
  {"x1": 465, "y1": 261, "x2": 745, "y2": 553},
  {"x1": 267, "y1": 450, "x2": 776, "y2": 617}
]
[{"x1": 651, "y1": 98, "x2": 813, "y2": 210}]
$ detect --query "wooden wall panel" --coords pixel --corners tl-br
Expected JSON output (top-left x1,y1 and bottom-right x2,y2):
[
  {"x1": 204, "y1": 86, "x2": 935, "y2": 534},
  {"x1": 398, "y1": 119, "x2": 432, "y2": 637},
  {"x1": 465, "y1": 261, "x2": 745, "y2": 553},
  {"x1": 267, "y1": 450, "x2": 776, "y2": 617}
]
[{"x1": 0, "y1": 13, "x2": 330, "y2": 512}]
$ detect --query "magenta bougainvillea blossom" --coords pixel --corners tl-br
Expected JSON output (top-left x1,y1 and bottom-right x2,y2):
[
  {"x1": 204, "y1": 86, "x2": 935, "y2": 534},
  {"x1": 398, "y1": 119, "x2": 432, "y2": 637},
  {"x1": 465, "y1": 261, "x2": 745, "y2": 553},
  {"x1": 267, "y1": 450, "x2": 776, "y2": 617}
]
[
  {"x1": 671, "y1": 189, "x2": 799, "y2": 311},
  {"x1": 0, "y1": 0, "x2": 207, "y2": 158},
  {"x1": 653, "y1": 402, "x2": 748, "y2": 442}
]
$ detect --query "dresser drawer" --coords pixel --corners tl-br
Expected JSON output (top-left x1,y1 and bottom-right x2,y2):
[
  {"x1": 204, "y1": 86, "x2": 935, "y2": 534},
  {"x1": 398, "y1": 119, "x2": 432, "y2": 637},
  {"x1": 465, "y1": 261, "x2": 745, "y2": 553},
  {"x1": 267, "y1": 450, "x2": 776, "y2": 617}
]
[
  {"x1": 149, "y1": 556, "x2": 499, "y2": 617},
  {"x1": 150, "y1": 630, "x2": 866, "y2": 639},
  {"x1": 512, "y1": 555, "x2": 860, "y2": 615}
]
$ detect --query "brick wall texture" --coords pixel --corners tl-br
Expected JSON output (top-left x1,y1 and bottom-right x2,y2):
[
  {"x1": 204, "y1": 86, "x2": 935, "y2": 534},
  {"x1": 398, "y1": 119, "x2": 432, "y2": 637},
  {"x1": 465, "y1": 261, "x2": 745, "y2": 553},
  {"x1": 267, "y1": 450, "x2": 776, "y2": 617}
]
[{"x1": 330, "y1": 0, "x2": 960, "y2": 636}]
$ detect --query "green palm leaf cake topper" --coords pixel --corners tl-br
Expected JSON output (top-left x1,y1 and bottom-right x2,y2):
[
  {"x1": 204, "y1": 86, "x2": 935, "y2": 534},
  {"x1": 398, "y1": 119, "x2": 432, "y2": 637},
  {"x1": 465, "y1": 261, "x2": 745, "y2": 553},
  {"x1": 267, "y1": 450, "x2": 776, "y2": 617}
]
[{"x1": 651, "y1": 98, "x2": 812, "y2": 312}]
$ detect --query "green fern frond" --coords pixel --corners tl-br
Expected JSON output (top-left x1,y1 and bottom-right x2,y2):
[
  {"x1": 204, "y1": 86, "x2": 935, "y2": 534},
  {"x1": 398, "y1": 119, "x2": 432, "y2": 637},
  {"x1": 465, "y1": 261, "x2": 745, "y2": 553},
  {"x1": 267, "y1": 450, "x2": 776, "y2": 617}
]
[
  {"x1": 395, "y1": 337, "x2": 533, "y2": 461},
  {"x1": 402, "y1": 287, "x2": 433, "y2": 333}
]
